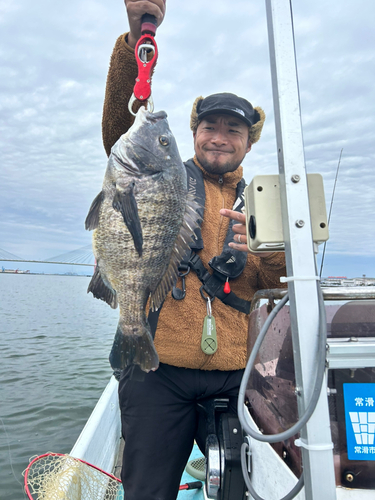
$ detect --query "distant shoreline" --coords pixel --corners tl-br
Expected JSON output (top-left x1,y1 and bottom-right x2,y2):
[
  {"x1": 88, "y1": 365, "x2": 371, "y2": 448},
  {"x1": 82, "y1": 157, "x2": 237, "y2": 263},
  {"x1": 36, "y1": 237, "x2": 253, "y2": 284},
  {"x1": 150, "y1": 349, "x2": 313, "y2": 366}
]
[{"x1": 0, "y1": 272, "x2": 92, "y2": 277}]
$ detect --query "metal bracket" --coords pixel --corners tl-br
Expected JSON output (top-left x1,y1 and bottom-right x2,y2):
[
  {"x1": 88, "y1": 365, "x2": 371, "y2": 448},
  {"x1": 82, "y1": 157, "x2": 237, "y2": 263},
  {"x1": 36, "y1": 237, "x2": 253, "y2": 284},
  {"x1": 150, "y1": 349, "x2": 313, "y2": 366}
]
[{"x1": 326, "y1": 337, "x2": 375, "y2": 369}]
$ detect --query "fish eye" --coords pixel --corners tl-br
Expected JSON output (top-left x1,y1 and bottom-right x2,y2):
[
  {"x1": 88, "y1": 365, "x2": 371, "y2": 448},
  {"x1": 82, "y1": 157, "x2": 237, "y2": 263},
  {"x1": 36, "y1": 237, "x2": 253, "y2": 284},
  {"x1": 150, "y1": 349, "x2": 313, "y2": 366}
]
[{"x1": 159, "y1": 135, "x2": 169, "y2": 146}]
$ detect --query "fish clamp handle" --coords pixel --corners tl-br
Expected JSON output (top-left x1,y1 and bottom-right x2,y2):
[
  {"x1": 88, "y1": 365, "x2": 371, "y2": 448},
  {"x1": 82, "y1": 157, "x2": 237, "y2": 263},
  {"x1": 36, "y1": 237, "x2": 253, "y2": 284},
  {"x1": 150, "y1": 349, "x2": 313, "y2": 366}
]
[
  {"x1": 141, "y1": 13, "x2": 157, "y2": 36},
  {"x1": 128, "y1": 14, "x2": 158, "y2": 116}
]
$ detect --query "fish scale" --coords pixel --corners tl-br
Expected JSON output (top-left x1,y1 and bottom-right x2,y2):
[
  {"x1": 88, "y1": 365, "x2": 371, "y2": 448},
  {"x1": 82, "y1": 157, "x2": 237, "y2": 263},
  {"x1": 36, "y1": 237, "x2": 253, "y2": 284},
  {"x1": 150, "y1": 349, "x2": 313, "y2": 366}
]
[{"x1": 85, "y1": 107, "x2": 201, "y2": 372}]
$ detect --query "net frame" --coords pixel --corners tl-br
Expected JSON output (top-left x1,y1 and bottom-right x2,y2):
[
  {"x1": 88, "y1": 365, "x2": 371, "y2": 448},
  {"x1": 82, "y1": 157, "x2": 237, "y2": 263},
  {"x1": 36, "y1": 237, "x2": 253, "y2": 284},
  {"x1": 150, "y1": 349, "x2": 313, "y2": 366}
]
[{"x1": 24, "y1": 453, "x2": 122, "y2": 500}]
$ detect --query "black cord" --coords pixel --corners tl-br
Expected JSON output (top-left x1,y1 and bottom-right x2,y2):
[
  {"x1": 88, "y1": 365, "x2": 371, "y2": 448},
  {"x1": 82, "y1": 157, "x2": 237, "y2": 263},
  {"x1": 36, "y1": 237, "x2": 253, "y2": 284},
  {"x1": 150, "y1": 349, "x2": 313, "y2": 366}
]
[
  {"x1": 238, "y1": 285, "x2": 327, "y2": 442},
  {"x1": 237, "y1": 285, "x2": 328, "y2": 499}
]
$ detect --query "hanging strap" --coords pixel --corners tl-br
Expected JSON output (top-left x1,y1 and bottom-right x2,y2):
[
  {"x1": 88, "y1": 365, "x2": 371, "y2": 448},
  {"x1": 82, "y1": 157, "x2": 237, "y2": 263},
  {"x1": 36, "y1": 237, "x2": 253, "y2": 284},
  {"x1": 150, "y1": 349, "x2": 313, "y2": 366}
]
[
  {"x1": 148, "y1": 250, "x2": 250, "y2": 341},
  {"x1": 148, "y1": 159, "x2": 251, "y2": 337},
  {"x1": 174, "y1": 159, "x2": 250, "y2": 314},
  {"x1": 188, "y1": 252, "x2": 251, "y2": 314}
]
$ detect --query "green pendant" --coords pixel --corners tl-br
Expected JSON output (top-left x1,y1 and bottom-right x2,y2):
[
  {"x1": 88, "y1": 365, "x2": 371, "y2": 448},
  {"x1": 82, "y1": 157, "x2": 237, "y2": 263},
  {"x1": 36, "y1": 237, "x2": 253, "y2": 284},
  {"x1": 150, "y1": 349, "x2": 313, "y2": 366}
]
[{"x1": 201, "y1": 315, "x2": 218, "y2": 355}]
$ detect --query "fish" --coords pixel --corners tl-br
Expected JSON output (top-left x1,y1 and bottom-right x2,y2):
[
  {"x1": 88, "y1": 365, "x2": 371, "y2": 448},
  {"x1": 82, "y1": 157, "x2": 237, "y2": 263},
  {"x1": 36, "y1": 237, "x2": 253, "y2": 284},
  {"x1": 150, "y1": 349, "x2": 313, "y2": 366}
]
[{"x1": 85, "y1": 107, "x2": 201, "y2": 373}]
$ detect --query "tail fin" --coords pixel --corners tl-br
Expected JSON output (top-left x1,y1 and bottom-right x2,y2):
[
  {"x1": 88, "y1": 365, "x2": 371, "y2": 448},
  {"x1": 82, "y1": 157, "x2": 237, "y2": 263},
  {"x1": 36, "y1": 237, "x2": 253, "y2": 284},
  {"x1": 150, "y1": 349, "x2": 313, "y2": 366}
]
[{"x1": 109, "y1": 322, "x2": 159, "y2": 373}]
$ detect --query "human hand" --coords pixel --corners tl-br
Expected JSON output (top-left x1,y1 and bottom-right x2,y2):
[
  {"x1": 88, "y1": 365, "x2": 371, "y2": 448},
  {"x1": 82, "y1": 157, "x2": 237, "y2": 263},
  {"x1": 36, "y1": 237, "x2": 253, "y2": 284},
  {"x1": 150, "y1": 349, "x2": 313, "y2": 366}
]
[
  {"x1": 125, "y1": 0, "x2": 167, "y2": 48},
  {"x1": 219, "y1": 208, "x2": 273, "y2": 257}
]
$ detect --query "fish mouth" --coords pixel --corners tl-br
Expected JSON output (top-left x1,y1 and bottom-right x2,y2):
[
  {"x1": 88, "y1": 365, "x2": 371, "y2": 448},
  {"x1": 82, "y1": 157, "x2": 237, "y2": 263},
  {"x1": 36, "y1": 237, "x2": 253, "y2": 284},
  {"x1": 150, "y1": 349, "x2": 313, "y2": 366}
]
[
  {"x1": 114, "y1": 108, "x2": 170, "y2": 174},
  {"x1": 138, "y1": 107, "x2": 167, "y2": 122},
  {"x1": 147, "y1": 110, "x2": 167, "y2": 122}
]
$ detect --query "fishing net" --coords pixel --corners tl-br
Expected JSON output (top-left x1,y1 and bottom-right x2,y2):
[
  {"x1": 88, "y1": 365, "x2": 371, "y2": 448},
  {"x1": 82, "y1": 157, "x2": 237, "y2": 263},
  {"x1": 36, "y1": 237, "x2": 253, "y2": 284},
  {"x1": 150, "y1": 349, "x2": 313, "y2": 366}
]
[{"x1": 24, "y1": 453, "x2": 123, "y2": 500}]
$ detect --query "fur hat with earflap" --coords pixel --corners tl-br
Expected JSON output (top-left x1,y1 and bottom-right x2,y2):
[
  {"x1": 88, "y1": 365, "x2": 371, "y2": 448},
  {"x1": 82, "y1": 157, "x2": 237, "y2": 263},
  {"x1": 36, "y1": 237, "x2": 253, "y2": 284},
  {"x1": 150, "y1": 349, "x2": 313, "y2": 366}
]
[{"x1": 190, "y1": 93, "x2": 266, "y2": 144}]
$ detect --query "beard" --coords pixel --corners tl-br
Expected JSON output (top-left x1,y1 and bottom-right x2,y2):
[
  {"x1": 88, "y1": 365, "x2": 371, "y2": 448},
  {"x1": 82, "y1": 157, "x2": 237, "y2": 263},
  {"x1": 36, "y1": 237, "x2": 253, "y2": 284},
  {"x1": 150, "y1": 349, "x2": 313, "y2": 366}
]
[{"x1": 196, "y1": 151, "x2": 244, "y2": 175}]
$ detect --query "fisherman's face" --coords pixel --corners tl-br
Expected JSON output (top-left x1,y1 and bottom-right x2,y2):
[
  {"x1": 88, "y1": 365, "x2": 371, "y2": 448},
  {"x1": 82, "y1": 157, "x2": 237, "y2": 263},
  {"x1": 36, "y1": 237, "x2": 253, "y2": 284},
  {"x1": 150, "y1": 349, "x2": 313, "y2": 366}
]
[{"x1": 193, "y1": 114, "x2": 252, "y2": 175}]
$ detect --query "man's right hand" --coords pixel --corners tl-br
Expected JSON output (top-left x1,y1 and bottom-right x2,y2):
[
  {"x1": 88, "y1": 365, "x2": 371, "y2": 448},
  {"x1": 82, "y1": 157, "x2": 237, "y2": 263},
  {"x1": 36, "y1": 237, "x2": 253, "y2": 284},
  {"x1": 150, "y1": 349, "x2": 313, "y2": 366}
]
[{"x1": 125, "y1": 0, "x2": 166, "y2": 48}]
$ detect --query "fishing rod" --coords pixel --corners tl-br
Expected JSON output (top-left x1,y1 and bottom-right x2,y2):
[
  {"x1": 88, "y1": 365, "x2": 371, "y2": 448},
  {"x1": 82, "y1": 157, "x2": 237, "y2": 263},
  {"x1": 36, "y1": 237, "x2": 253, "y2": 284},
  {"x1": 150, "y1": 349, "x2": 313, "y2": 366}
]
[{"x1": 319, "y1": 148, "x2": 343, "y2": 278}]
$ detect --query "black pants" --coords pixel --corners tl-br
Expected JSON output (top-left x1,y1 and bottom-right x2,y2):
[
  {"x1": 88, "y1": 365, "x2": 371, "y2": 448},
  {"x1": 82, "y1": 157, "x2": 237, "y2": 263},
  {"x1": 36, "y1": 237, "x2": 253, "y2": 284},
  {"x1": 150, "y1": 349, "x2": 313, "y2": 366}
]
[{"x1": 118, "y1": 363, "x2": 244, "y2": 500}]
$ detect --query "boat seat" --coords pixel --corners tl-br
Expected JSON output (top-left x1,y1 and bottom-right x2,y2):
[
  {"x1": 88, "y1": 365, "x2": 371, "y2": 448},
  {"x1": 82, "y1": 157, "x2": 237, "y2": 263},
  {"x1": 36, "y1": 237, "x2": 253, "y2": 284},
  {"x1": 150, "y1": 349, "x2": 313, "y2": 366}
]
[
  {"x1": 330, "y1": 300, "x2": 375, "y2": 337},
  {"x1": 274, "y1": 300, "x2": 375, "y2": 378}
]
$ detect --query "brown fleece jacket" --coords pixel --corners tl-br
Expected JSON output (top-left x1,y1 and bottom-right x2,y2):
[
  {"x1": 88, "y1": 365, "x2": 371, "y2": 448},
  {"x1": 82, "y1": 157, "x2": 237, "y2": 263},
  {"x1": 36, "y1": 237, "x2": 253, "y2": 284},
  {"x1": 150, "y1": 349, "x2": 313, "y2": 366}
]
[{"x1": 102, "y1": 34, "x2": 286, "y2": 371}]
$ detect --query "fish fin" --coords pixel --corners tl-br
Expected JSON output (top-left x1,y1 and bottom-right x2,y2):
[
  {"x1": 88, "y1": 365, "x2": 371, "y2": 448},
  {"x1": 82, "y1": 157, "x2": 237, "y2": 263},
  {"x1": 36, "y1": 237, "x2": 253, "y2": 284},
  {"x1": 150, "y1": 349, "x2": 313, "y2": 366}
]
[
  {"x1": 85, "y1": 191, "x2": 104, "y2": 230},
  {"x1": 109, "y1": 322, "x2": 159, "y2": 373},
  {"x1": 87, "y1": 265, "x2": 118, "y2": 309},
  {"x1": 112, "y1": 183, "x2": 143, "y2": 257},
  {"x1": 150, "y1": 192, "x2": 202, "y2": 311}
]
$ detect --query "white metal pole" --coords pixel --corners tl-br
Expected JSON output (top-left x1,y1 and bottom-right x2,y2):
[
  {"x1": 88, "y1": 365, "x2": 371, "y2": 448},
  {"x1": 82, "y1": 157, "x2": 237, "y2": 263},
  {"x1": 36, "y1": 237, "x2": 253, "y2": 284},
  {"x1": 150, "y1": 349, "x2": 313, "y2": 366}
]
[{"x1": 265, "y1": 1, "x2": 336, "y2": 498}]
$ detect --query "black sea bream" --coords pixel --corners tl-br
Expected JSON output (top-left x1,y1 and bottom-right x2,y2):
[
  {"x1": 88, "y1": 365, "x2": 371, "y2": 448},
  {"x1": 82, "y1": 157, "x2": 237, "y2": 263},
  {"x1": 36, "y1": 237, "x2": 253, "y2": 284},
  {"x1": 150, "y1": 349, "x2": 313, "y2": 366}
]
[{"x1": 85, "y1": 108, "x2": 200, "y2": 372}]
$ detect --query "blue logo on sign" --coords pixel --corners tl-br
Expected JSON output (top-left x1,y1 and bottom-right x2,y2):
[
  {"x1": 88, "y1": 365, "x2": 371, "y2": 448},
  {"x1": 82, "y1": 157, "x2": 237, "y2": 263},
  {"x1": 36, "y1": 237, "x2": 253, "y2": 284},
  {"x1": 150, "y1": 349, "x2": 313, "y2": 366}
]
[{"x1": 343, "y1": 383, "x2": 375, "y2": 461}]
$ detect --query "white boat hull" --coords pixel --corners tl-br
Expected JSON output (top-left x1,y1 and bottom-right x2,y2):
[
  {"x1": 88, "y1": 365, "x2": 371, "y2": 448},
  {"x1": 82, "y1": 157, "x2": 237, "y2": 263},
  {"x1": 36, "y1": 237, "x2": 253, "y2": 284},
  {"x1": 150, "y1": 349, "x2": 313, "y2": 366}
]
[{"x1": 70, "y1": 375, "x2": 121, "y2": 474}]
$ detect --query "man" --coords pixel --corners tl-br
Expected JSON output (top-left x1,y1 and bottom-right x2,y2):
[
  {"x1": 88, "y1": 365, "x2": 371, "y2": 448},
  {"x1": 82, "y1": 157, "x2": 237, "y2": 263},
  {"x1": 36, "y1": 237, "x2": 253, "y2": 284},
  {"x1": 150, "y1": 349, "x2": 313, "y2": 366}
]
[{"x1": 102, "y1": 1, "x2": 286, "y2": 499}]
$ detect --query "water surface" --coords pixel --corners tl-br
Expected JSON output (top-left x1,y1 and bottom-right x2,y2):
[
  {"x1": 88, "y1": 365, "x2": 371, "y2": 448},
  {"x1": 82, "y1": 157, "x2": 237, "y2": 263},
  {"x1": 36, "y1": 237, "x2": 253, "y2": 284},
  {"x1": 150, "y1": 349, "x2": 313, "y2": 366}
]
[{"x1": 0, "y1": 274, "x2": 118, "y2": 499}]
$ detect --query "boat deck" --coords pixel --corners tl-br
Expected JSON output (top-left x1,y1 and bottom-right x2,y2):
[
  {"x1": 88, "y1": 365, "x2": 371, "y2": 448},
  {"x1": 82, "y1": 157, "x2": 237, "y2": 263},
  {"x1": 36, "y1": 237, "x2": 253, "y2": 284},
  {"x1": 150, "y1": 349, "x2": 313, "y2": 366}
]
[
  {"x1": 113, "y1": 439, "x2": 205, "y2": 499},
  {"x1": 177, "y1": 445, "x2": 205, "y2": 499}
]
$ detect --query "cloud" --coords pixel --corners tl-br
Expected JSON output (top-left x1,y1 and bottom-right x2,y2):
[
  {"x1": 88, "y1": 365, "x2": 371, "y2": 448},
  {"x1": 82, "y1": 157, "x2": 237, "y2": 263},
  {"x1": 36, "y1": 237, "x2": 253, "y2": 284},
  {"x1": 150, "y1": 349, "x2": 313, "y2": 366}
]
[{"x1": 0, "y1": 0, "x2": 374, "y2": 276}]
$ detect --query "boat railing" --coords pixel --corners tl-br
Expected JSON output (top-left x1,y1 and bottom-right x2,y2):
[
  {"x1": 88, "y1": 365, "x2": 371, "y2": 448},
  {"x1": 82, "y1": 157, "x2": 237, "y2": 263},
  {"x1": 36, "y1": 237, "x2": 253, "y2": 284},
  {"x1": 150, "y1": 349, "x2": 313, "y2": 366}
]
[{"x1": 250, "y1": 286, "x2": 375, "y2": 314}]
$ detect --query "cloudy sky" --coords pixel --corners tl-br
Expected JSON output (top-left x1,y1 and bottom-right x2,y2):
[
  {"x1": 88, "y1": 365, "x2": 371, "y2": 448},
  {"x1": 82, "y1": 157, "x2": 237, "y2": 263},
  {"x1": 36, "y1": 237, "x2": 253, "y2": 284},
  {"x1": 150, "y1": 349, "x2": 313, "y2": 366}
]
[{"x1": 1, "y1": 0, "x2": 374, "y2": 277}]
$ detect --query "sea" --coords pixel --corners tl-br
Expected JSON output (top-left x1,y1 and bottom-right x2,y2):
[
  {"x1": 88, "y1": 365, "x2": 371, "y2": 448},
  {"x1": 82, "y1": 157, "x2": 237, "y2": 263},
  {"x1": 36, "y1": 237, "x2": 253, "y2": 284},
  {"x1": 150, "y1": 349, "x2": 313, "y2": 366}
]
[{"x1": 0, "y1": 274, "x2": 118, "y2": 500}]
